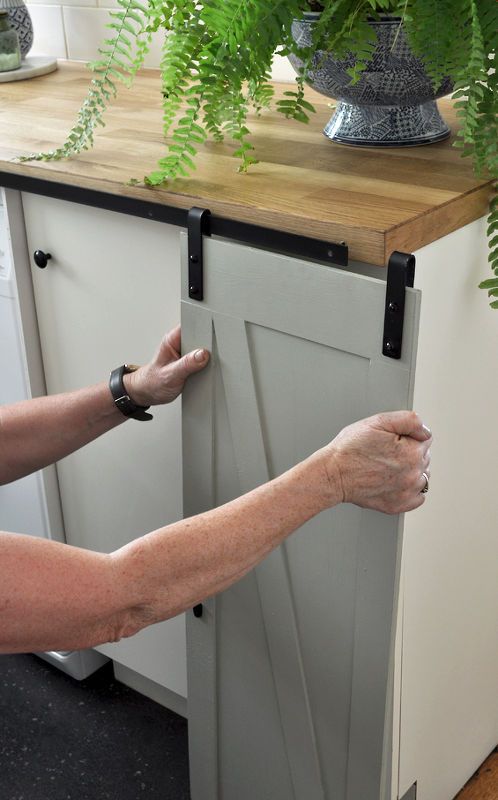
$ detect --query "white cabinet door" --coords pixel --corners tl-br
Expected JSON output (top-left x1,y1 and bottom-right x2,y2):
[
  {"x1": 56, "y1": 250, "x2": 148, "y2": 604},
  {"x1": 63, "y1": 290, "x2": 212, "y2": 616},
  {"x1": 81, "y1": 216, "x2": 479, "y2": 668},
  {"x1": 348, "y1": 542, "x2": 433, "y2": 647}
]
[
  {"x1": 22, "y1": 193, "x2": 187, "y2": 702},
  {"x1": 182, "y1": 235, "x2": 421, "y2": 800},
  {"x1": 0, "y1": 188, "x2": 64, "y2": 542}
]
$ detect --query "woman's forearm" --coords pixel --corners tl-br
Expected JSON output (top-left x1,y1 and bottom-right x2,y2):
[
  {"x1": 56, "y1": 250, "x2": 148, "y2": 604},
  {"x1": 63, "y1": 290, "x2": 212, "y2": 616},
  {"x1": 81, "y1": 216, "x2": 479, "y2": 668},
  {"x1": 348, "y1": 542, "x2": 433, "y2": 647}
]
[
  {"x1": 111, "y1": 451, "x2": 335, "y2": 635},
  {"x1": 0, "y1": 329, "x2": 209, "y2": 486},
  {"x1": 0, "y1": 452, "x2": 335, "y2": 654},
  {"x1": 0, "y1": 383, "x2": 126, "y2": 485}
]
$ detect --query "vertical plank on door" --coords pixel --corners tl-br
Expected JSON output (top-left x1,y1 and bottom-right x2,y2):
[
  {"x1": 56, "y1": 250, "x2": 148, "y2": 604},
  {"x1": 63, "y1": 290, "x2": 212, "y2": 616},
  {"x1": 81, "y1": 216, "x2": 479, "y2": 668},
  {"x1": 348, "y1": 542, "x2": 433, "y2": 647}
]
[{"x1": 182, "y1": 303, "x2": 217, "y2": 800}]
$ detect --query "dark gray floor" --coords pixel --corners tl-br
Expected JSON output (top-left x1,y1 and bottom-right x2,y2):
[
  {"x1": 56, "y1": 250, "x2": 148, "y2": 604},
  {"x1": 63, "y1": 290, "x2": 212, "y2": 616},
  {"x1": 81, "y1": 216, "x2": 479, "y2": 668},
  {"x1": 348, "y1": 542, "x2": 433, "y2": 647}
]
[{"x1": 0, "y1": 653, "x2": 190, "y2": 800}]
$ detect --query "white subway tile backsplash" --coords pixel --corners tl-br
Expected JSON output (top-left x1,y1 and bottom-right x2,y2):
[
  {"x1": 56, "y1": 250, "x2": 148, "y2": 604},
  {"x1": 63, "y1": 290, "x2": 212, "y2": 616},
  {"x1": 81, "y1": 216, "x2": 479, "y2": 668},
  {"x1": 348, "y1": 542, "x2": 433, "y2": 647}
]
[
  {"x1": 28, "y1": 0, "x2": 94, "y2": 5},
  {"x1": 96, "y1": 0, "x2": 126, "y2": 7},
  {"x1": 63, "y1": 6, "x2": 111, "y2": 61},
  {"x1": 27, "y1": 5, "x2": 67, "y2": 59},
  {"x1": 59, "y1": 0, "x2": 97, "y2": 8},
  {"x1": 63, "y1": 5, "x2": 163, "y2": 66},
  {"x1": 26, "y1": 5, "x2": 297, "y2": 80}
]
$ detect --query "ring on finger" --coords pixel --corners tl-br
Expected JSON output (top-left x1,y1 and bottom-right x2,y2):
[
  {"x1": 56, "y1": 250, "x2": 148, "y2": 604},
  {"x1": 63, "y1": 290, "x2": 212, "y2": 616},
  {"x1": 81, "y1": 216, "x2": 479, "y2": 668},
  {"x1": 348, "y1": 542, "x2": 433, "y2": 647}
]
[{"x1": 421, "y1": 472, "x2": 429, "y2": 494}]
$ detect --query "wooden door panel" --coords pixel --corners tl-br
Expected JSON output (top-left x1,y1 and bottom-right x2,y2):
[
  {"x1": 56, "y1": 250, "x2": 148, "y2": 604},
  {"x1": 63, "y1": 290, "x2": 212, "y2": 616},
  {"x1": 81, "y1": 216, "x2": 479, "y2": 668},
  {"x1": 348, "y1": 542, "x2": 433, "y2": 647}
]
[{"x1": 183, "y1": 235, "x2": 421, "y2": 800}]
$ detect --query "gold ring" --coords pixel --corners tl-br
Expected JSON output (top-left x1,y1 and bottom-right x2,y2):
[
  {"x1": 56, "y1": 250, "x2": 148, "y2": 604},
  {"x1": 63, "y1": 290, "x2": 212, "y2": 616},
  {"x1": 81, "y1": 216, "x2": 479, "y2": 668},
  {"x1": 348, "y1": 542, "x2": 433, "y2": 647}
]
[{"x1": 421, "y1": 472, "x2": 429, "y2": 494}]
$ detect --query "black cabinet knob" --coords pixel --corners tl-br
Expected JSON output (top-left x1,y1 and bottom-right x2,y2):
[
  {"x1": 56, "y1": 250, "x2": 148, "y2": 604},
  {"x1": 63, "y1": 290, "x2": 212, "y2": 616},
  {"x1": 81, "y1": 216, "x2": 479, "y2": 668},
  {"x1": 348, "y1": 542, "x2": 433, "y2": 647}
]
[{"x1": 33, "y1": 250, "x2": 52, "y2": 269}]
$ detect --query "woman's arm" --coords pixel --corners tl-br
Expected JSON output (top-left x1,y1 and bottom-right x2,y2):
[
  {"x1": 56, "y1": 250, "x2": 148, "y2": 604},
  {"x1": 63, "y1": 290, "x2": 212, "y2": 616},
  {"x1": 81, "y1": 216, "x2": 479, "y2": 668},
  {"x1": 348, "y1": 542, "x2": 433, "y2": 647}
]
[
  {"x1": 0, "y1": 383, "x2": 127, "y2": 485},
  {"x1": 0, "y1": 326, "x2": 209, "y2": 485},
  {"x1": 0, "y1": 411, "x2": 432, "y2": 655}
]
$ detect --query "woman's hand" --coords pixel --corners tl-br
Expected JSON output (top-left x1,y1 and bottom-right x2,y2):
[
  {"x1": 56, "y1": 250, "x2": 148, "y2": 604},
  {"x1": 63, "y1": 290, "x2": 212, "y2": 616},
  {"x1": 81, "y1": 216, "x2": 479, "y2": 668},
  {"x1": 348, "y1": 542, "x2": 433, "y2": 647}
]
[
  {"x1": 319, "y1": 411, "x2": 432, "y2": 514},
  {"x1": 123, "y1": 325, "x2": 210, "y2": 407}
]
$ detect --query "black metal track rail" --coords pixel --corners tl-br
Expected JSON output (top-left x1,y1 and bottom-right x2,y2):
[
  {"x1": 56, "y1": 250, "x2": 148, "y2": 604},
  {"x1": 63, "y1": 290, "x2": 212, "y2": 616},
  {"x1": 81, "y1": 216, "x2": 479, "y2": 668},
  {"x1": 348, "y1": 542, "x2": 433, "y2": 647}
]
[{"x1": 0, "y1": 171, "x2": 348, "y2": 267}]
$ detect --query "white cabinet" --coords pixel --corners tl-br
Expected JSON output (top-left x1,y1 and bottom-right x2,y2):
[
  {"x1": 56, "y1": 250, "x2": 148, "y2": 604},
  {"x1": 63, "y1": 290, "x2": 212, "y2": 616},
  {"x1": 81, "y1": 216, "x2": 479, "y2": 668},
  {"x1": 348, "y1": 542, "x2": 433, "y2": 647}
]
[
  {"x1": 19, "y1": 192, "x2": 187, "y2": 713},
  {"x1": 394, "y1": 218, "x2": 498, "y2": 800}
]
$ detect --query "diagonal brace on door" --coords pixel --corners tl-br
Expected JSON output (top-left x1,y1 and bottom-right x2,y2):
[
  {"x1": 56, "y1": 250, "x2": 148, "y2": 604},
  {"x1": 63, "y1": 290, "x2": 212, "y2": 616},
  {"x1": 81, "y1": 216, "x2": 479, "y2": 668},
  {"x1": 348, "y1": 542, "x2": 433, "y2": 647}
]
[{"x1": 399, "y1": 782, "x2": 417, "y2": 800}]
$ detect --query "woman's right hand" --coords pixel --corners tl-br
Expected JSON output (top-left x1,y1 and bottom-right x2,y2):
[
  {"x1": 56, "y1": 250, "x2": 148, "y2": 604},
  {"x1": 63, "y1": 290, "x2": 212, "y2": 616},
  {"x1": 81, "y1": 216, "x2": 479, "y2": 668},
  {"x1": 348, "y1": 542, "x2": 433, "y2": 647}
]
[{"x1": 320, "y1": 411, "x2": 432, "y2": 515}]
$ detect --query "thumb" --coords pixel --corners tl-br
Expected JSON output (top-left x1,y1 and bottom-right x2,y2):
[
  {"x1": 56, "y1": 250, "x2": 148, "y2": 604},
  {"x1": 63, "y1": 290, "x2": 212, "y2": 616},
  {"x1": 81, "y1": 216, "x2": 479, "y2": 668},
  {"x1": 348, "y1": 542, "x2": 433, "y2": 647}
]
[
  {"x1": 377, "y1": 410, "x2": 432, "y2": 442},
  {"x1": 171, "y1": 348, "x2": 210, "y2": 380}
]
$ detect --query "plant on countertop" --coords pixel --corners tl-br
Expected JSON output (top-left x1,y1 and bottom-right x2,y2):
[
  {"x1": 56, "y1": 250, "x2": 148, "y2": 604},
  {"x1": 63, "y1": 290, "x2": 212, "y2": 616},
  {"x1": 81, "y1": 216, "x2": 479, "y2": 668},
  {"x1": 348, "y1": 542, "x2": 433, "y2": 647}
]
[{"x1": 21, "y1": 0, "x2": 498, "y2": 306}]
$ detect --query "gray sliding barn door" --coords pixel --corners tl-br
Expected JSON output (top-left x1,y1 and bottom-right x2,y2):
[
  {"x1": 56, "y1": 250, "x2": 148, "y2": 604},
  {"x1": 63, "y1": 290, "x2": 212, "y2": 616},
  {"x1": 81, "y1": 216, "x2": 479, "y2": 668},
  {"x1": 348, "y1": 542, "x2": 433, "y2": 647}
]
[{"x1": 181, "y1": 236, "x2": 421, "y2": 800}]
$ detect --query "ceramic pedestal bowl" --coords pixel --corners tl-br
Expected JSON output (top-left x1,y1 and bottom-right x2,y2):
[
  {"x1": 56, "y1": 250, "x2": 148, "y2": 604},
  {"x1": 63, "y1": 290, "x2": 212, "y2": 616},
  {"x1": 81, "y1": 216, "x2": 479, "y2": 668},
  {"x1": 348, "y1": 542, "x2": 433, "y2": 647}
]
[{"x1": 289, "y1": 13, "x2": 454, "y2": 147}]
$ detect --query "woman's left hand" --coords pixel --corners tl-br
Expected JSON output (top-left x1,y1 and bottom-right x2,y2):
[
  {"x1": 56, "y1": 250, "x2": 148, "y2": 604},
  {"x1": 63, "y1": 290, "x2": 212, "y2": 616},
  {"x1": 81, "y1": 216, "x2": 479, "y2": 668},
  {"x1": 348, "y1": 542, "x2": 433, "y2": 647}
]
[{"x1": 123, "y1": 325, "x2": 210, "y2": 407}]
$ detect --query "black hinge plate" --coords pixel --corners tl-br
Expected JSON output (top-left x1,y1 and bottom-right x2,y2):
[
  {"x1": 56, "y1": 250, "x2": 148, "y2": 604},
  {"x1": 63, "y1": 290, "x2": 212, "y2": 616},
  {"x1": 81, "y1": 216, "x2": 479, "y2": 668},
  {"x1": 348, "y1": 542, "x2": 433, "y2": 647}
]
[
  {"x1": 188, "y1": 207, "x2": 211, "y2": 301},
  {"x1": 382, "y1": 251, "x2": 416, "y2": 359}
]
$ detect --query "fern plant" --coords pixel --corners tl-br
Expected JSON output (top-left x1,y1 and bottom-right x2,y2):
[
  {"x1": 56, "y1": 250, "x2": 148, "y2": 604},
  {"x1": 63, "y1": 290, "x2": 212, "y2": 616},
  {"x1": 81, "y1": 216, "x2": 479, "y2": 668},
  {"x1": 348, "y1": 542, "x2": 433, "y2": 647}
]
[{"x1": 21, "y1": 0, "x2": 498, "y2": 306}]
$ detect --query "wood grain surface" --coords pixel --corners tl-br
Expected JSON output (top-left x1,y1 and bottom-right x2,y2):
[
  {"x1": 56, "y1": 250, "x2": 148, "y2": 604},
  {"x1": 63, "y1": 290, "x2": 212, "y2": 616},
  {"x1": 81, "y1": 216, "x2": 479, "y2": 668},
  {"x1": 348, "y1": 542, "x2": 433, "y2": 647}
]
[
  {"x1": 0, "y1": 61, "x2": 494, "y2": 265},
  {"x1": 455, "y1": 749, "x2": 498, "y2": 800}
]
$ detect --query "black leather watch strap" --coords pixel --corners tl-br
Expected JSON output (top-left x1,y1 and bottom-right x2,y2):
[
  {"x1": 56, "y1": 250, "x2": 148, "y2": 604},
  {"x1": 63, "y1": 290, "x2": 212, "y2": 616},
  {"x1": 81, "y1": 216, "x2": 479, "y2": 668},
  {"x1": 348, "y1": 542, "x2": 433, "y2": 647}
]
[{"x1": 109, "y1": 364, "x2": 153, "y2": 421}]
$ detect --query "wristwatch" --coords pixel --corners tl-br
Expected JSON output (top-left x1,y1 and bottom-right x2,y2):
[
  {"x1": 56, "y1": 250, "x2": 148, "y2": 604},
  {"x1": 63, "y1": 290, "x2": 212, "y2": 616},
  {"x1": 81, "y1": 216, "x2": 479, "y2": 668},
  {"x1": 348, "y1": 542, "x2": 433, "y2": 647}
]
[{"x1": 109, "y1": 364, "x2": 153, "y2": 421}]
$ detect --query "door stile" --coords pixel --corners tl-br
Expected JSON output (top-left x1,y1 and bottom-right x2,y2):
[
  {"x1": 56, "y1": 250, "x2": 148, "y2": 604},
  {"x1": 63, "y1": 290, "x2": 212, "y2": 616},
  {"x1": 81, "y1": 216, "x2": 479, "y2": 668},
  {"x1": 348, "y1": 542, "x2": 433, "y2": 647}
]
[
  {"x1": 346, "y1": 287, "x2": 421, "y2": 800},
  {"x1": 182, "y1": 303, "x2": 218, "y2": 800}
]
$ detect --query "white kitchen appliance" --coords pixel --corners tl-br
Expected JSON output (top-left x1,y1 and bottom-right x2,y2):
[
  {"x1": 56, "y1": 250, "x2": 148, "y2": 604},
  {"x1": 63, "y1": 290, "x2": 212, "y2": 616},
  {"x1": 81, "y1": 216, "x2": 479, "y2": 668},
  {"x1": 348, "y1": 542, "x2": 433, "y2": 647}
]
[{"x1": 0, "y1": 187, "x2": 107, "y2": 679}]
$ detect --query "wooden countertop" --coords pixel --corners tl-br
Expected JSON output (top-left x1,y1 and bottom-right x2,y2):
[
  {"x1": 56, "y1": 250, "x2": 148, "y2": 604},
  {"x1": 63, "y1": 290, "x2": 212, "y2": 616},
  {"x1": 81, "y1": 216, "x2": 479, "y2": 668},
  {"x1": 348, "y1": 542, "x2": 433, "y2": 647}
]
[{"x1": 0, "y1": 61, "x2": 493, "y2": 265}]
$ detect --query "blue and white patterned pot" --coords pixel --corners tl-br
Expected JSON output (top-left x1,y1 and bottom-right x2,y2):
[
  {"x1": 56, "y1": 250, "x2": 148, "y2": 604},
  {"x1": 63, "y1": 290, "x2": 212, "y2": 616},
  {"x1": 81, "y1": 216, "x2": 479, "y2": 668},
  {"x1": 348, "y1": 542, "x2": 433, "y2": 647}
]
[
  {"x1": 0, "y1": 0, "x2": 33, "y2": 58},
  {"x1": 289, "y1": 13, "x2": 454, "y2": 147}
]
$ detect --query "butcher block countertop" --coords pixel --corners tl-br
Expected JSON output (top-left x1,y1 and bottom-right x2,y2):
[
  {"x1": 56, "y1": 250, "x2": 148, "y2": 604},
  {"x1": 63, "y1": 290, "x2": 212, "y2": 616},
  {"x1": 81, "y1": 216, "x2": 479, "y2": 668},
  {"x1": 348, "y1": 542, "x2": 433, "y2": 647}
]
[{"x1": 0, "y1": 61, "x2": 493, "y2": 265}]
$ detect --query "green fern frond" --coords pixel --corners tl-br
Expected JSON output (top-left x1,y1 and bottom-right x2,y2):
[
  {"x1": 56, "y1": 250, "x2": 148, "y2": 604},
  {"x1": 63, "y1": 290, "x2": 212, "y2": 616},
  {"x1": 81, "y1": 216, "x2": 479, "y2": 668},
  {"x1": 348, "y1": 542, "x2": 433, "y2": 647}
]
[
  {"x1": 276, "y1": 84, "x2": 316, "y2": 123},
  {"x1": 248, "y1": 72, "x2": 275, "y2": 115}
]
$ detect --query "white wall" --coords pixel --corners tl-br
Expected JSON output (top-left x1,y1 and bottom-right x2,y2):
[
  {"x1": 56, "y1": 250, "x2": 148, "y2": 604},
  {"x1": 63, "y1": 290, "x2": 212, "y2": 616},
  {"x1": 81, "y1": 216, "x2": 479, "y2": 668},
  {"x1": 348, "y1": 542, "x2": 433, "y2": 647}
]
[{"x1": 26, "y1": 1, "x2": 296, "y2": 80}]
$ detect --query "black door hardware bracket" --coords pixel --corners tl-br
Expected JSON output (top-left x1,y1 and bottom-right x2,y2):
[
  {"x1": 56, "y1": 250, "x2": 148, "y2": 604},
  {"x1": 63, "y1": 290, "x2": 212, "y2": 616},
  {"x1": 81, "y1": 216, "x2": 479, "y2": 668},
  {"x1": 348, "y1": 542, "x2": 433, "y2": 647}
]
[
  {"x1": 208, "y1": 218, "x2": 348, "y2": 267},
  {"x1": 188, "y1": 207, "x2": 211, "y2": 301},
  {"x1": 382, "y1": 251, "x2": 416, "y2": 359}
]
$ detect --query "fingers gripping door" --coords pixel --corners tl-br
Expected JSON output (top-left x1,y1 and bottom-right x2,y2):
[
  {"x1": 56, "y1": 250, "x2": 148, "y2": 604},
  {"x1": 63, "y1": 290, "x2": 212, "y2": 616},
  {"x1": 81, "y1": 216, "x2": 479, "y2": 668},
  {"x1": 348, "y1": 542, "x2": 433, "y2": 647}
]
[{"x1": 181, "y1": 236, "x2": 421, "y2": 800}]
